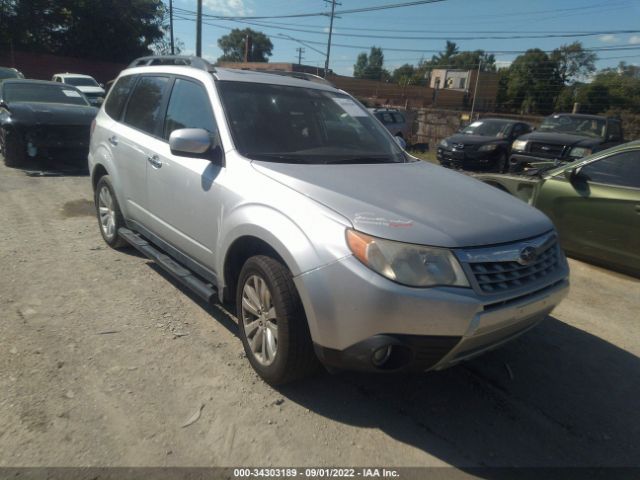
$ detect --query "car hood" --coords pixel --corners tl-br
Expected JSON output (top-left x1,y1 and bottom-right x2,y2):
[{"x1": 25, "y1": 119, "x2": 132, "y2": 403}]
[
  {"x1": 6, "y1": 102, "x2": 98, "y2": 126},
  {"x1": 252, "y1": 160, "x2": 553, "y2": 248},
  {"x1": 445, "y1": 133, "x2": 507, "y2": 146},
  {"x1": 519, "y1": 131, "x2": 603, "y2": 147}
]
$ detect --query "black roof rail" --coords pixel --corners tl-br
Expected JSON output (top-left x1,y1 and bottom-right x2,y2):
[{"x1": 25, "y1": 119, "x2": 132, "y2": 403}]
[
  {"x1": 254, "y1": 70, "x2": 335, "y2": 87},
  {"x1": 128, "y1": 55, "x2": 215, "y2": 72}
]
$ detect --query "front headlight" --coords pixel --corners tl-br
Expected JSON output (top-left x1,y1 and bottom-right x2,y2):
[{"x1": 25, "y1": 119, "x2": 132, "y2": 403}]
[
  {"x1": 346, "y1": 229, "x2": 469, "y2": 287},
  {"x1": 478, "y1": 144, "x2": 498, "y2": 152},
  {"x1": 512, "y1": 140, "x2": 528, "y2": 151},
  {"x1": 439, "y1": 139, "x2": 449, "y2": 148},
  {"x1": 569, "y1": 147, "x2": 592, "y2": 158}
]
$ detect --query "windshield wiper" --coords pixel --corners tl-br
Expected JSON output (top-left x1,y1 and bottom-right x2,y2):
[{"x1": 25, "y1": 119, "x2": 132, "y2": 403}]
[{"x1": 324, "y1": 156, "x2": 397, "y2": 165}]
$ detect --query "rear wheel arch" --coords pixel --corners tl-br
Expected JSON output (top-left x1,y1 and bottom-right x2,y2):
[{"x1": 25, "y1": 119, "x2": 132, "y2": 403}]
[{"x1": 91, "y1": 163, "x2": 109, "y2": 192}]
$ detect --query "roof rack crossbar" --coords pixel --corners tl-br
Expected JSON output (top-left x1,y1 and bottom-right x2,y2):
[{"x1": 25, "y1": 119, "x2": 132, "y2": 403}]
[{"x1": 128, "y1": 55, "x2": 215, "y2": 72}]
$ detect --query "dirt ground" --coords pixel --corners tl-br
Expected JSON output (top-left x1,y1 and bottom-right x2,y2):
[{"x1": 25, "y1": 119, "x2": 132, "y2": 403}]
[{"x1": 1, "y1": 157, "x2": 639, "y2": 473}]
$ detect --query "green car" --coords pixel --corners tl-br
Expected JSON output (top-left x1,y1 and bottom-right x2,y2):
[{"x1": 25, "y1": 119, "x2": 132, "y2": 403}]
[{"x1": 475, "y1": 141, "x2": 640, "y2": 276}]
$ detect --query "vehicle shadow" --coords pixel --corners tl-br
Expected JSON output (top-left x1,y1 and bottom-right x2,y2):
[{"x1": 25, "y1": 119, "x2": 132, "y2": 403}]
[
  {"x1": 277, "y1": 317, "x2": 640, "y2": 471},
  {"x1": 10, "y1": 156, "x2": 89, "y2": 176},
  {"x1": 124, "y1": 261, "x2": 640, "y2": 471}
]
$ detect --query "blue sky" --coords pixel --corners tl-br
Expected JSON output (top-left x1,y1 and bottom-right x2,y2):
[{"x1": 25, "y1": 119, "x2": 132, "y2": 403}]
[{"x1": 171, "y1": 0, "x2": 640, "y2": 75}]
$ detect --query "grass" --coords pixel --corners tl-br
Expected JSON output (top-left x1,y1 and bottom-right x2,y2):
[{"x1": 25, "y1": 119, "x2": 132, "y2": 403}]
[{"x1": 407, "y1": 149, "x2": 438, "y2": 164}]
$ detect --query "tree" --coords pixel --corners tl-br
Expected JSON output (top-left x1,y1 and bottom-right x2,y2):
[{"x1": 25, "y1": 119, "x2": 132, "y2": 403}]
[
  {"x1": 152, "y1": 36, "x2": 185, "y2": 56},
  {"x1": 551, "y1": 41, "x2": 597, "y2": 85},
  {"x1": 431, "y1": 40, "x2": 459, "y2": 65},
  {"x1": 217, "y1": 28, "x2": 272, "y2": 63},
  {"x1": 2, "y1": 0, "x2": 165, "y2": 62},
  {"x1": 391, "y1": 63, "x2": 416, "y2": 85},
  {"x1": 353, "y1": 46, "x2": 390, "y2": 81},
  {"x1": 506, "y1": 49, "x2": 562, "y2": 114}
]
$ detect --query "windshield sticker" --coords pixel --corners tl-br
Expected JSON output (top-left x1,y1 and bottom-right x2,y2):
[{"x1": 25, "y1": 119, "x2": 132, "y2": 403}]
[
  {"x1": 62, "y1": 90, "x2": 82, "y2": 97},
  {"x1": 354, "y1": 212, "x2": 413, "y2": 228},
  {"x1": 332, "y1": 97, "x2": 368, "y2": 117}
]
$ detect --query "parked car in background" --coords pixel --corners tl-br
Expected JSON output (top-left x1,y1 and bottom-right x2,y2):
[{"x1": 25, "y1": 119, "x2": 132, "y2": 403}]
[
  {"x1": 0, "y1": 67, "x2": 25, "y2": 83},
  {"x1": 369, "y1": 107, "x2": 411, "y2": 143},
  {"x1": 52, "y1": 73, "x2": 106, "y2": 106},
  {"x1": 0, "y1": 79, "x2": 98, "y2": 167},
  {"x1": 437, "y1": 118, "x2": 533, "y2": 172},
  {"x1": 509, "y1": 113, "x2": 624, "y2": 172},
  {"x1": 476, "y1": 141, "x2": 640, "y2": 276},
  {"x1": 89, "y1": 56, "x2": 569, "y2": 385}
]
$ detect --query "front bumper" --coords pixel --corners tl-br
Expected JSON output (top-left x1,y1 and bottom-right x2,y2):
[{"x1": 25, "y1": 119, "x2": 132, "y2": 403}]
[{"x1": 295, "y1": 254, "x2": 569, "y2": 372}]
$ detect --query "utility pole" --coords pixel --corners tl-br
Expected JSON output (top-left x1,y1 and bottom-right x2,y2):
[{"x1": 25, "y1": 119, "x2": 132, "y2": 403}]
[
  {"x1": 169, "y1": 0, "x2": 175, "y2": 55},
  {"x1": 323, "y1": 0, "x2": 340, "y2": 77},
  {"x1": 296, "y1": 47, "x2": 305, "y2": 65},
  {"x1": 470, "y1": 59, "x2": 482, "y2": 119},
  {"x1": 244, "y1": 34, "x2": 252, "y2": 62},
  {"x1": 196, "y1": 0, "x2": 202, "y2": 57}
]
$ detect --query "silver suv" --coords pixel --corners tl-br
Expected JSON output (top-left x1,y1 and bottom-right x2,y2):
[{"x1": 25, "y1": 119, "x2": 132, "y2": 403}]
[{"x1": 89, "y1": 56, "x2": 569, "y2": 385}]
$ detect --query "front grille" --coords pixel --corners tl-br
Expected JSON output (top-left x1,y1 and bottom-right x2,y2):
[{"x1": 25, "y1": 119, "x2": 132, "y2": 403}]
[
  {"x1": 468, "y1": 242, "x2": 561, "y2": 294},
  {"x1": 528, "y1": 142, "x2": 565, "y2": 158},
  {"x1": 32, "y1": 125, "x2": 90, "y2": 143}
]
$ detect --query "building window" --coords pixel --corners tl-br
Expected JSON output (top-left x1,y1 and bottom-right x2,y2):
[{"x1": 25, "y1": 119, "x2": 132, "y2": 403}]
[{"x1": 459, "y1": 78, "x2": 466, "y2": 89}]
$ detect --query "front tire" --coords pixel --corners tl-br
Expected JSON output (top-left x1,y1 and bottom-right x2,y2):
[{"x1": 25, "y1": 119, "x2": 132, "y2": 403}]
[
  {"x1": 236, "y1": 255, "x2": 319, "y2": 385},
  {"x1": 1, "y1": 128, "x2": 25, "y2": 167},
  {"x1": 494, "y1": 152, "x2": 507, "y2": 173},
  {"x1": 95, "y1": 175, "x2": 128, "y2": 249}
]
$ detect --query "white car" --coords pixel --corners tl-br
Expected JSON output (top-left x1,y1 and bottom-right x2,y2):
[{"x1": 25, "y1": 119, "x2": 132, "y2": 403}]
[{"x1": 52, "y1": 73, "x2": 106, "y2": 106}]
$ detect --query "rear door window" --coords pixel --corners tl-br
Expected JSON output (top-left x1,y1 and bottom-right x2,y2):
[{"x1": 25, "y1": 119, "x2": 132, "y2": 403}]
[
  {"x1": 105, "y1": 75, "x2": 137, "y2": 120},
  {"x1": 123, "y1": 76, "x2": 170, "y2": 136},
  {"x1": 163, "y1": 78, "x2": 217, "y2": 140}
]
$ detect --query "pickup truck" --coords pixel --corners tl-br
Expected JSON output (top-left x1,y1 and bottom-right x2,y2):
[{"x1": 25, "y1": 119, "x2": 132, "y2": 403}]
[{"x1": 509, "y1": 113, "x2": 624, "y2": 172}]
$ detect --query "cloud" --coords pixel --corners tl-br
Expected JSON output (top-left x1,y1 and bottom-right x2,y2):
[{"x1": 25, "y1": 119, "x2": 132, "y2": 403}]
[
  {"x1": 202, "y1": 0, "x2": 250, "y2": 16},
  {"x1": 599, "y1": 34, "x2": 618, "y2": 43},
  {"x1": 629, "y1": 35, "x2": 640, "y2": 44}
]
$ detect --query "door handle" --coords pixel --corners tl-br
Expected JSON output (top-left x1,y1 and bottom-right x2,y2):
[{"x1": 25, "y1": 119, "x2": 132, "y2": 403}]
[
  {"x1": 108, "y1": 135, "x2": 118, "y2": 146},
  {"x1": 147, "y1": 154, "x2": 162, "y2": 169}
]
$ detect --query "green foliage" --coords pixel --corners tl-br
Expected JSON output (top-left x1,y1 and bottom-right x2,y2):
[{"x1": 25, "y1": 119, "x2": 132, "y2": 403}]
[
  {"x1": 2, "y1": 0, "x2": 165, "y2": 62},
  {"x1": 353, "y1": 46, "x2": 390, "y2": 81},
  {"x1": 575, "y1": 63, "x2": 640, "y2": 114},
  {"x1": 505, "y1": 49, "x2": 563, "y2": 114},
  {"x1": 217, "y1": 28, "x2": 273, "y2": 63},
  {"x1": 550, "y1": 41, "x2": 597, "y2": 85}
]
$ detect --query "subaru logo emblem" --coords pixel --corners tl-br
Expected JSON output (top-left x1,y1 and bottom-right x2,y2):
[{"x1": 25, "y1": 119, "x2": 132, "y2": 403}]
[{"x1": 518, "y1": 246, "x2": 537, "y2": 265}]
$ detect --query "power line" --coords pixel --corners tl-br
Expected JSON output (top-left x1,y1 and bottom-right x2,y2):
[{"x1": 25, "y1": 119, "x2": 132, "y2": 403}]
[{"x1": 176, "y1": 0, "x2": 447, "y2": 20}]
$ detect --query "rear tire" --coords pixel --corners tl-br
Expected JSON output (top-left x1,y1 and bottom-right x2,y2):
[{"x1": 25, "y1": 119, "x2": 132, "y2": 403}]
[
  {"x1": 236, "y1": 255, "x2": 319, "y2": 385},
  {"x1": 95, "y1": 175, "x2": 128, "y2": 249},
  {"x1": 1, "y1": 128, "x2": 25, "y2": 167}
]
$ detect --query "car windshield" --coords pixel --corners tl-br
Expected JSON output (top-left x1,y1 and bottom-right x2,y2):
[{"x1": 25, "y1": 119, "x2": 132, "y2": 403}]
[
  {"x1": 461, "y1": 120, "x2": 511, "y2": 138},
  {"x1": 63, "y1": 77, "x2": 99, "y2": 87},
  {"x1": 4, "y1": 83, "x2": 89, "y2": 106},
  {"x1": 539, "y1": 115, "x2": 606, "y2": 138},
  {"x1": 217, "y1": 81, "x2": 407, "y2": 164}
]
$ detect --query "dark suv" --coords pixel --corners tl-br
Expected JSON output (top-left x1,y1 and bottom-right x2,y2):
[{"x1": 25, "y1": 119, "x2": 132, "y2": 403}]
[{"x1": 509, "y1": 113, "x2": 624, "y2": 172}]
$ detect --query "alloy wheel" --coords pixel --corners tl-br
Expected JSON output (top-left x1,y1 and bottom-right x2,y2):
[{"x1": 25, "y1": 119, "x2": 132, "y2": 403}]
[
  {"x1": 98, "y1": 185, "x2": 116, "y2": 240},
  {"x1": 241, "y1": 275, "x2": 278, "y2": 366}
]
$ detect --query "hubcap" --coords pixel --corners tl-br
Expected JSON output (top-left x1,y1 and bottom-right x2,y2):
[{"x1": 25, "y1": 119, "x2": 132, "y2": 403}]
[
  {"x1": 241, "y1": 275, "x2": 278, "y2": 366},
  {"x1": 98, "y1": 185, "x2": 116, "y2": 240}
]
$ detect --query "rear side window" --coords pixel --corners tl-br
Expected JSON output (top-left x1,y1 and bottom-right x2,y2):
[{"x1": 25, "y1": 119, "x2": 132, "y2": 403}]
[
  {"x1": 105, "y1": 75, "x2": 137, "y2": 120},
  {"x1": 393, "y1": 113, "x2": 405, "y2": 123},
  {"x1": 163, "y1": 79, "x2": 216, "y2": 140},
  {"x1": 123, "y1": 76, "x2": 170, "y2": 135}
]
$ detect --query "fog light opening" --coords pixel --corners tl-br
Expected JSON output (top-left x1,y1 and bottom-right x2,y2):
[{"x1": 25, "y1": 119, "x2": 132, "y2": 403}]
[{"x1": 371, "y1": 345, "x2": 393, "y2": 367}]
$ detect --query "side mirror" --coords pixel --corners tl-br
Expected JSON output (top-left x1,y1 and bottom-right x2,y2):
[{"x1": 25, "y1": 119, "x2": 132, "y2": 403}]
[
  {"x1": 564, "y1": 166, "x2": 583, "y2": 182},
  {"x1": 169, "y1": 128, "x2": 213, "y2": 156}
]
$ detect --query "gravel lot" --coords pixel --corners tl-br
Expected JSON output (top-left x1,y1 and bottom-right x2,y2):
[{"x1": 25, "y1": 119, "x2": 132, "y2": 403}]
[{"x1": 1, "y1": 157, "x2": 639, "y2": 471}]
